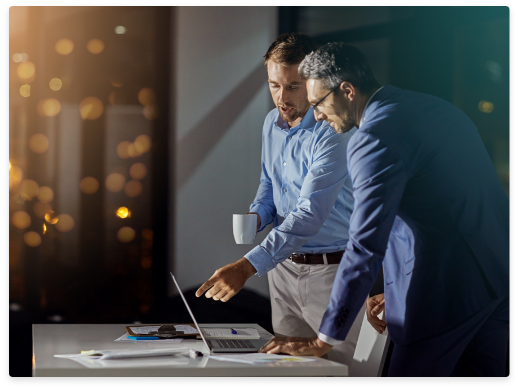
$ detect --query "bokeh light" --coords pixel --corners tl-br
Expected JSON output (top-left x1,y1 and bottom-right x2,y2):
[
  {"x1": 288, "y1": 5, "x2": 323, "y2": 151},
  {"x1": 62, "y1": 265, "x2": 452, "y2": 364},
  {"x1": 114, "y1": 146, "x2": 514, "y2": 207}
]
[
  {"x1": 115, "y1": 26, "x2": 126, "y2": 34},
  {"x1": 9, "y1": 166, "x2": 23, "y2": 190},
  {"x1": 24, "y1": 231, "x2": 42, "y2": 247},
  {"x1": 143, "y1": 105, "x2": 158, "y2": 120},
  {"x1": 129, "y1": 162, "x2": 147, "y2": 180},
  {"x1": 116, "y1": 141, "x2": 131, "y2": 159},
  {"x1": 45, "y1": 210, "x2": 59, "y2": 224},
  {"x1": 141, "y1": 257, "x2": 152, "y2": 269},
  {"x1": 87, "y1": 38, "x2": 105, "y2": 54},
  {"x1": 20, "y1": 84, "x2": 30, "y2": 97},
  {"x1": 37, "y1": 186, "x2": 54, "y2": 203},
  {"x1": 55, "y1": 38, "x2": 74, "y2": 55},
  {"x1": 13, "y1": 53, "x2": 29, "y2": 63},
  {"x1": 116, "y1": 207, "x2": 131, "y2": 218},
  {"x1": 124, "y1": 180, "x2": 143, "y2": 197},
  {"x1": 55, "y1": 214, "x2": 74, "y2": 232},
  {"x1": 37, "y1": 98, "x2": 61, "y2": 117},
  {"x1": 117, "y1": 226, "x2": 135, "y2": 243},
  {"x1": 134, "y1": 135, "x2": 151, "y2": 153},
  {"x1": 105, "y1": 173, "x2": 125, "y2": 192},
  {"x1": 79, "y1": 177, "x2": 99, "y2": 194},
  {"x1": 110, "y1": 79, "x2": 123, "y2": 87},
  {"x1": 478, "y1": 100, "x2": 494, "y2": 113},
  {"x1": 49, "y1": 78, "x2": 63, "y2": 91},
  {"x1": 142, "y1": 228, "x2": 153, "y2": 240},
  {"x1": 43, "y1": 223, "x2": 47, "y2": 234},
  {"x1": 17, "y1": 61, "x2": 35, "y2": 82},
  {"x1": 12, "y1": 211, "x2": 31, "y2": 229},
  {"x1": 138, "y1": 88, "x2": 156, "y2": 106},
  {"x1": 29, "y1": 134, "x2": 49, "y2": 154},
  {"x1": 19, "y1": 179, "x2": 39, "y2": 200},
  {"x1": 127, "y1": 143, "x2": 142, "y2": 158},
  {"x1": 79, "y1": 96, "x2": 104, "y2": 120},
  {"x1": 34, "y1": 202, "x2": 52, "y2": 218}
]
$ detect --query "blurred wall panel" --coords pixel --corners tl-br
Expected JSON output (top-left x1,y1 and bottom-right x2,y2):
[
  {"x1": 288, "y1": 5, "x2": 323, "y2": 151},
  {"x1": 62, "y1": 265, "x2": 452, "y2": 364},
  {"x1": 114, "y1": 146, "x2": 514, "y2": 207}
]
[
  {"x1": 56, "y1": 104, "x2": 82, "y2": 267},
  {"x1": 173, "y1": 6, "x2": 277, "y2": 297}
]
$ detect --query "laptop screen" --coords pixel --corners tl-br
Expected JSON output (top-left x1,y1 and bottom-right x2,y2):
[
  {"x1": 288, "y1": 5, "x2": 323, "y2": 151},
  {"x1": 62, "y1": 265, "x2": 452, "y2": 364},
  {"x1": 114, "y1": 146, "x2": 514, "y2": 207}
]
[{"x1": 169, "y1": 272, "x2": 212, "y2": 351}]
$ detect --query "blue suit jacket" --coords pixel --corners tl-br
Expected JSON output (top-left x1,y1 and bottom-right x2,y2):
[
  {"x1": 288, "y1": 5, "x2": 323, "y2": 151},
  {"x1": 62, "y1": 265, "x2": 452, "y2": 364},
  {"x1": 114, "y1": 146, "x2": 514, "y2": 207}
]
[{"x1": 319, "y1": 85, "x2": 509, "y2": 346}]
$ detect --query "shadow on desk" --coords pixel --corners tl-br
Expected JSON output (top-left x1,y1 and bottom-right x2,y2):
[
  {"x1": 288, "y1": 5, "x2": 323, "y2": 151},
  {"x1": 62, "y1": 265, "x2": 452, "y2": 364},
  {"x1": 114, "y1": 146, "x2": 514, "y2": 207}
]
[{"x1": 142, "y1": 287, "x2": 273, "y2": 334}]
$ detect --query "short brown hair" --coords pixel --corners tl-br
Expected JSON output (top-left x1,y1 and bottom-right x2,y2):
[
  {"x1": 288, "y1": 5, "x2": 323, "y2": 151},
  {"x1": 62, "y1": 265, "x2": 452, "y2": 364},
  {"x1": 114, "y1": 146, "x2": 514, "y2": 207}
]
[{"x1": 263, "y1": 33, "x2": 319, "y2": 67}]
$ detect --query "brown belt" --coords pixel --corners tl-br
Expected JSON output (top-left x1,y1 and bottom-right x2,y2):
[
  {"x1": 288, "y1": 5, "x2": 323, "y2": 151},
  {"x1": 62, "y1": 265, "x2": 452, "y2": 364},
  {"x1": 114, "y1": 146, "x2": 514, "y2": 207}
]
[{"x1": 288, "y1": 251, "x2": 344, "y2": 265}]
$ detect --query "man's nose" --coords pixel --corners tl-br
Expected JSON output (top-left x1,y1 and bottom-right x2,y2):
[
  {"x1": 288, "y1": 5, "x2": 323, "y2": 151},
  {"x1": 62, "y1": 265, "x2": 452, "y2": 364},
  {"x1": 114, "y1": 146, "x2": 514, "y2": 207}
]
[
  {"x1": 314, "y1": 109, "x2": 326, "y2": 121},
  {"x1": 277, "y1": 87, "x2": 289, "y2": 105}
]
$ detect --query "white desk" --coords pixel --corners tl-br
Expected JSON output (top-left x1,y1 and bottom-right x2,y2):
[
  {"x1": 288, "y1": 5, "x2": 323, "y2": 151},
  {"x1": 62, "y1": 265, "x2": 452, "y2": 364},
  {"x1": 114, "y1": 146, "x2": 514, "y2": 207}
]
[{"x1": 32, "y1": 324, "x2": 348, "y2": 376}]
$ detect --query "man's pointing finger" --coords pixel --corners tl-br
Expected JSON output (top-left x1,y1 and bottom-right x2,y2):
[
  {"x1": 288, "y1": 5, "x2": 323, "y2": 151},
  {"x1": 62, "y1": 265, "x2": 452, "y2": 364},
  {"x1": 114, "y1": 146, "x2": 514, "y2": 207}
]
[{"x1": 195, "y1": 281, "x2": 213, "y2": 297}]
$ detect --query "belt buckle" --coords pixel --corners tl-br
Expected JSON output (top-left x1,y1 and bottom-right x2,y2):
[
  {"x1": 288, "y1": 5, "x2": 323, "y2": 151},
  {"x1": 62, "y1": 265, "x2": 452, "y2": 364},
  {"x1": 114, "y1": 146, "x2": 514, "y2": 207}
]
[{"x1": 289, "y1": 253, "x2": 297, "y2": 265}]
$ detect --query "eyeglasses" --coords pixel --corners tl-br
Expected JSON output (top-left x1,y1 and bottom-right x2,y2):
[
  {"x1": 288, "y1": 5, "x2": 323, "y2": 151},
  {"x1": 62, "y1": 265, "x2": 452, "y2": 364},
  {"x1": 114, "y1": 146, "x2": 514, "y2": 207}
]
[{"x1": 311, "y1": 84, "x2": 341, "y2": 114}]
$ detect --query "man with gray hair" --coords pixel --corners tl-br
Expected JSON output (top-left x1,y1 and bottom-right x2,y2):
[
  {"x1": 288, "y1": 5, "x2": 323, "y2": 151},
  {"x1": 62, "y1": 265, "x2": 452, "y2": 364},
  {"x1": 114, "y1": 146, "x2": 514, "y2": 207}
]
[{"x1": 260, "y1": 42, "x2": 509, "y2": 377}]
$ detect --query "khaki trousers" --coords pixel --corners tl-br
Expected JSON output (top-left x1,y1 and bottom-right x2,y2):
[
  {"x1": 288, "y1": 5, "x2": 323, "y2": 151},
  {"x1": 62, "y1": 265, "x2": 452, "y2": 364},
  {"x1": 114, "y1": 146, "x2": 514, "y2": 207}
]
[{"x1": 267, "y1": 259, "x2": 365, "y2": 367}]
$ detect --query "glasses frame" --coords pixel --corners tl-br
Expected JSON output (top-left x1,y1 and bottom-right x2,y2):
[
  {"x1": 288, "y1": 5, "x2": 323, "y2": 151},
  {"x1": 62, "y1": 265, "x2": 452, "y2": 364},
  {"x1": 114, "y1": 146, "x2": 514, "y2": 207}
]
[{"x1": 312, "y1": 83, "x2": 341, "y2": 114}]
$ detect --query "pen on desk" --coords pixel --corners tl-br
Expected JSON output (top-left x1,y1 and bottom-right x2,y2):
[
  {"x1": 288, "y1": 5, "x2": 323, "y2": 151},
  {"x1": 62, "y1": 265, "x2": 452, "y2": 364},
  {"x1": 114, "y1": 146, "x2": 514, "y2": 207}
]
[
  {"x1": 128, "y1": 336, "x2": 160, "y2": 340},
  {"x1": 230, "y1": 328, "x2": 237, "y2": 334},
  {"x1": 189, "y1": 349, "x2": 204, "y2": 358}
]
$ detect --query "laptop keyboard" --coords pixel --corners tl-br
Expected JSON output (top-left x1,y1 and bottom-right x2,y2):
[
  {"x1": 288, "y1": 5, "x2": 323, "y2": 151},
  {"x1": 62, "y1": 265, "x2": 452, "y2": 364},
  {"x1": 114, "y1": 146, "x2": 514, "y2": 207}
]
[{"x1": 210, "y1": 339, "x2": 255, "y2": 349}]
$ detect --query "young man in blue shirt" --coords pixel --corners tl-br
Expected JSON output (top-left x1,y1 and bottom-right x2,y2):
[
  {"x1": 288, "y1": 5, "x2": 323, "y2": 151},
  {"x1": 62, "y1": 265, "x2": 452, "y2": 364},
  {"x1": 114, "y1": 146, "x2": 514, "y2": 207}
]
[{"x1": 196, "y1": 34, "x2": 364, "y2": 366}]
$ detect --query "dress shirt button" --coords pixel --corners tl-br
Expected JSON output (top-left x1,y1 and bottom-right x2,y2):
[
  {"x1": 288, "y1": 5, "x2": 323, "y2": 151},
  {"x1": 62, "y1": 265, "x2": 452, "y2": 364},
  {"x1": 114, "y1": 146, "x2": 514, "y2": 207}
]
[
  {"x1": 283, "y1": 188, "x2": 288, "y2": 193},
  {"x1": 288, "y1": 136, "x2": 292, "y2": 140},
  {"x1": 283, "y1": 162, "x2": 286, "y2": 166}
]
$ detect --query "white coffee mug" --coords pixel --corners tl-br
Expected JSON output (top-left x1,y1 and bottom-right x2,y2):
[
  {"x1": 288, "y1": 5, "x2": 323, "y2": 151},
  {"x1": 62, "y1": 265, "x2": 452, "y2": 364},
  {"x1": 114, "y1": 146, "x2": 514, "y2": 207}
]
[{"x1": 233, "y1": 214, "x2": 257, "y2": 244}]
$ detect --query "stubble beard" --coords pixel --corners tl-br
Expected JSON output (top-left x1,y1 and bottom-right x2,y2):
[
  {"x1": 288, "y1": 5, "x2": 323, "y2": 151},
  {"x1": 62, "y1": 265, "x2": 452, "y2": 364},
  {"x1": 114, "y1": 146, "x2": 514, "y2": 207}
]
[
  {"x1": 332, "y1": 117, "x2": 356, "y2": 134},
  {"x1": 278, "y1": 102, "x2": 309, "y2": 125}
]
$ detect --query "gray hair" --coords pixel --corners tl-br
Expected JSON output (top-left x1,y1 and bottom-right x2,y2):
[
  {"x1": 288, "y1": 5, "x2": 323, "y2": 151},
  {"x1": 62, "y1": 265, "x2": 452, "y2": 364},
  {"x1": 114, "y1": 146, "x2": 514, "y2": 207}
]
[{"x1": 298, "y1": 42, "x2": 380, "y2": 94}]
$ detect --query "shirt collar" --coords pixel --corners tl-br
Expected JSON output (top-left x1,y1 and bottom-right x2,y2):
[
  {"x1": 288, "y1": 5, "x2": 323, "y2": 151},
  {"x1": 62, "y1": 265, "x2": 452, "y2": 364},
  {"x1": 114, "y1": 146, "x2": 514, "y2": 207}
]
[
  {"x1": 359, "y1": 86, "x2": 385, "y2": 128},
  {"x1": 275, "y1": 106, "x2": 317, "y2": 133}
]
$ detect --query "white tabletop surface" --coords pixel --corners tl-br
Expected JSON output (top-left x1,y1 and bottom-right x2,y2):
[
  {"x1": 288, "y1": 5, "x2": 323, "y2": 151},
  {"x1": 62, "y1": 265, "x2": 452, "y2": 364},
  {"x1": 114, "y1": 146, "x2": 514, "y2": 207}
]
[{"x1": 32, "y1": 323, "x2": 349, "y2": 376}]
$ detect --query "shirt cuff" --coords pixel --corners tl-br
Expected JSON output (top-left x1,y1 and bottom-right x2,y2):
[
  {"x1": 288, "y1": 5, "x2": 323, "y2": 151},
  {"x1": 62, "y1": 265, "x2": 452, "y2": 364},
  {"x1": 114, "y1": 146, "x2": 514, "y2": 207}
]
[
  {"x1": 318, "y1": 332, "x2": 343, "y2": 346},
  {"x1": 249, "y1": 205, "x2": 270, "y2": 232},
  {"x1": 244, "y1": 245, "x2": 276, "y2": 277}
]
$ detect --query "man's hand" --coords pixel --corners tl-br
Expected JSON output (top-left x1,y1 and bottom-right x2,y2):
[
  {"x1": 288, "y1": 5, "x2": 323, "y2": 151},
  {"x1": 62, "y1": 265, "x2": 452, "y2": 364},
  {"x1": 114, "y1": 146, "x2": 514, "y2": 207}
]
[
  {"x1": 258, "y1": 336, "x2": 333, "y2": 357},
  {"x1": 195, "y1": 258, "x2": 257, "y2": 302},
  {"x1": 247, "y1": 212, "x2": 261, "y2": 231},
  {"x1": 366, "y1": 293, "x2": 386, "y2": 334}
]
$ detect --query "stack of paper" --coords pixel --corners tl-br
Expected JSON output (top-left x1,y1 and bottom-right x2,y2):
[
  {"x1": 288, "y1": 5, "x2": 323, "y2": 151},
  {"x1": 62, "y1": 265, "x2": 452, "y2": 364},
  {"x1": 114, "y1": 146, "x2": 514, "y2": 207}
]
[
  {"x1": 209, "y1": 353, "x2": 317, "y2": 364},
  {"x1": 128, "y1": 325, "x2": 199, "y2": 335},
  {"x1": 55, "y1": 348, "x2": 188, "y2": 360}
]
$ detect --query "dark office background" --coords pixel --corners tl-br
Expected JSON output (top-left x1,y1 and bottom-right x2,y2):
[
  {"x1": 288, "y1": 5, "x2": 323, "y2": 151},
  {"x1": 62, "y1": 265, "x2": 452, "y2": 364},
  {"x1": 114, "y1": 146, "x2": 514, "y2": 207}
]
[{"x1": 9, "y1": 6, "x2": 509, "y2": 377}]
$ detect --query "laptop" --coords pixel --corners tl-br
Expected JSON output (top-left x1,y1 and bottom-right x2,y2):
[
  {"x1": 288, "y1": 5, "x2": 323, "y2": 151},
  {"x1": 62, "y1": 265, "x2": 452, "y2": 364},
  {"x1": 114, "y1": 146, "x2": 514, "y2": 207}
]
[{"x1": 170, "y1": 272, "x2": 269, "y2": 353}]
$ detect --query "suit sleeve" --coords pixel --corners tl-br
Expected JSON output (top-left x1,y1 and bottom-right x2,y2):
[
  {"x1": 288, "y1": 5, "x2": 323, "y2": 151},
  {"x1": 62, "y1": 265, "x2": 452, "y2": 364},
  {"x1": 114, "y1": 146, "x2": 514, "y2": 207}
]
[{"x1": 319, "y1": 132, "x2": 408, "y2": 341}]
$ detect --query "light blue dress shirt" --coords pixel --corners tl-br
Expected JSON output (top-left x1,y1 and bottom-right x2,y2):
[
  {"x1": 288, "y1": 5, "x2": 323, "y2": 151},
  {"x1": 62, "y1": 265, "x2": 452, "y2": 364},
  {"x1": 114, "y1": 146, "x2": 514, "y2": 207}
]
[{"x1": 244, "y1": 107, "x2": 356, "y2": 277}]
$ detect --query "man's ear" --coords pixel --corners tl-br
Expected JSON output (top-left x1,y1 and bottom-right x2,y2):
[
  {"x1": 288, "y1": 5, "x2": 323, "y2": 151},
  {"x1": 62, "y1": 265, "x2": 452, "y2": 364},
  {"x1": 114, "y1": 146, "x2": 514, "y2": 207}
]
[{"x1": 340, "y1": 81, "x2": 356, "y2": 101}]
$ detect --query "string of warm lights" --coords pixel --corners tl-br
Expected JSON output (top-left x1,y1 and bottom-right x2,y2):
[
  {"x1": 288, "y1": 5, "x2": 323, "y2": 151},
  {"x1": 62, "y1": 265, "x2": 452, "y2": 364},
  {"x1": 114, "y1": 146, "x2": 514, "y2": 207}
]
[{"x1": 10, "y1": 21, "x2": 153, "y2": 252}]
